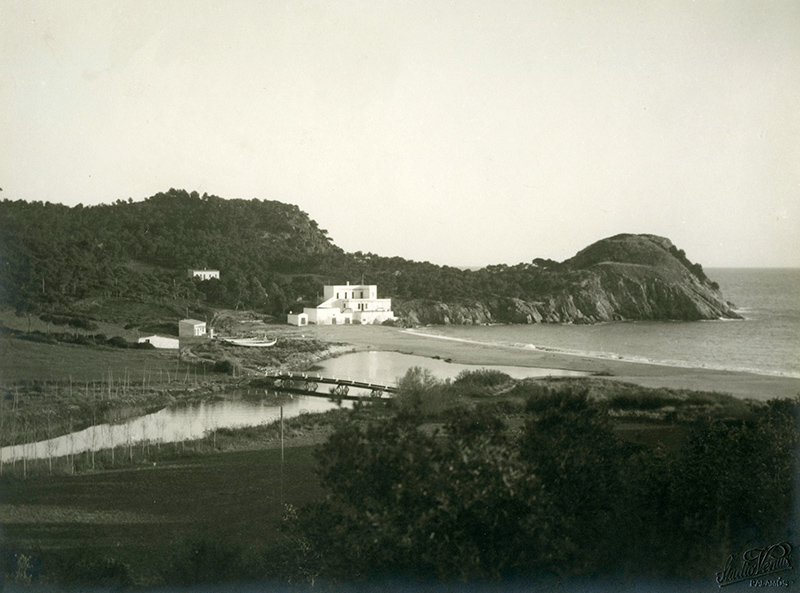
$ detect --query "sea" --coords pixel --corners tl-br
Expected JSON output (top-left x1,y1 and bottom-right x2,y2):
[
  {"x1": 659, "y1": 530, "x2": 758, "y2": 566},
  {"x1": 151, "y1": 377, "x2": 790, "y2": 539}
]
[{"x1": 411, "y1": 269, "x2": 800, "y2": 379}]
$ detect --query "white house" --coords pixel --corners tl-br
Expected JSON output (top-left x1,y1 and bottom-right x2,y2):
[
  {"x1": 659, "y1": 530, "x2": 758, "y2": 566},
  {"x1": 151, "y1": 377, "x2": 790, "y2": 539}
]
[
  {"x1": 179, "y1": 319, "x2": 207, "y2": 338},
  {"x1": 301, "y1": 282, "x2": 394, "y2": 325},
  {"x1": 137, "y1": 335, "x2": 179, "y2": 349},
  {"x1": 188, "y1": 269, "x2": 220, "y2": 280},
  {"x1": 287, "y1": 312, "x2": 309, "y2": 326}
]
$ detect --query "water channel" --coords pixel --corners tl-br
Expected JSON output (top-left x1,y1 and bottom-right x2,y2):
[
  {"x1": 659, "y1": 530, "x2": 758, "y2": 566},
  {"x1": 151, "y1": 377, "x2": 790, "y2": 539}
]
[{"x1": 1, "y1": 351, "x2": 584, "y2": 463}]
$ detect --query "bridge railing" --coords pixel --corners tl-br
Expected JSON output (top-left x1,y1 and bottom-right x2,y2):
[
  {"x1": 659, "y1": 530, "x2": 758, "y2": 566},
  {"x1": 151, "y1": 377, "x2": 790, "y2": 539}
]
[{"x1": 262, "y1": 370, "x2": 398, "y2": 393}]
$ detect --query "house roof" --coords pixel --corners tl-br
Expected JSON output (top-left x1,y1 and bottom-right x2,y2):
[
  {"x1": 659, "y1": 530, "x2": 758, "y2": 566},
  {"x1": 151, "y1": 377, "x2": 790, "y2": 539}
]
[{"x1": 180, "y1": 319, "x2": 206, "y2": 325}]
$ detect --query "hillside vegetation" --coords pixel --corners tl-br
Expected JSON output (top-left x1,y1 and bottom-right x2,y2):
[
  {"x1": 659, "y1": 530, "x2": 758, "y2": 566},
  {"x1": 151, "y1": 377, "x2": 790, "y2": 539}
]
[
  {"x1": 0, "y1": 189, "x2": 340, "y2": 317},
  {"x1": 0, "y1": 189, "x2": 738, "y2": 325}
]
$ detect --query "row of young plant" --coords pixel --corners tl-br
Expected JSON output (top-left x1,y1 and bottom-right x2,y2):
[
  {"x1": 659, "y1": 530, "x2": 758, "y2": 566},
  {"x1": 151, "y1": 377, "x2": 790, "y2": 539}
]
[
  {"x1": 0, "y1": 400, "x2": 340, "y2": 480},
  {"x1": 1, "y1": 429, "x2": 194, "y2": 479},
  {"x1": 0, "y1": 422, "x2": 245, "y2": 479},
  {"x1": 0, "y1": 361, "x2": 237, "y2": 450}
]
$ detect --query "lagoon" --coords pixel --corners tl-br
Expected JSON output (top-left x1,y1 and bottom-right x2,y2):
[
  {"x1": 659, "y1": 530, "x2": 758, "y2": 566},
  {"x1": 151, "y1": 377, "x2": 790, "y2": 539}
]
[
  {"x1": 1, "y1": 351, "x2": 581, "y2": 463},
  {"x1": 314, "y1": 350, "x2": 586, "y2": 383}
]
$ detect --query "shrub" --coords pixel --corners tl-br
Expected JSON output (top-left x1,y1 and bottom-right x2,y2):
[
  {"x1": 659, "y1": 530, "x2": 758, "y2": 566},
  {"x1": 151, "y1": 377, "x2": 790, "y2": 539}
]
[
  {"x1": 394, "y1": 366, "x2": 440, "y2": 402},
  {"x1": 213, "y1": 360, "x2": 235, "y2": 374},
  {"x1": 506, "y1": 379, "x2": 552, "y2": 401},
  {"x1": 608, "y1": 391, "x2": 682, "y2": 411},
  {"x1": 40, "y1": 313, "x2": 68, "y2": 326},
  {"x1": 453, "y1": 368, "x2": 511, "y2": 388},
  {"x1": 161, "y1": 536, "x2": 246, "y2": 586},
  {"x1": 106, "y1": 336, "x2": 129, "y2": 348},
  {"x1": 295, "y1": 405, "x2": 541, "y2": 581},
  {"x1": 523, "y1": 382, "x2": 592, "y2": 413},
  {"x1": 289, "y1": 394, "x2": 798, "y2": 583},
  {"x1": 68, "y1": 317, "x2": 99, "y2": 331}
]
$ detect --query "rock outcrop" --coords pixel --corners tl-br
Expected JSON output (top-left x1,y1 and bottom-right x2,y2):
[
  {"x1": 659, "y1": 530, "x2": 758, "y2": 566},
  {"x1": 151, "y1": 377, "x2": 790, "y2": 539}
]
[{"x1": 394, "y1": 234, "x2": 740, "y2": 326}]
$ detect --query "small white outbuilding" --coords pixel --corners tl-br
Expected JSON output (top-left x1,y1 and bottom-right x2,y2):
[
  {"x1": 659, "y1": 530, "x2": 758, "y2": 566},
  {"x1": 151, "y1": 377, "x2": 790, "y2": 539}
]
[
  {"x1": 178, "y1": 319, "x2": 207, "y2": 338},
  {"x1": 287, "y1": 312, "x2": 309, "y2": 326}
]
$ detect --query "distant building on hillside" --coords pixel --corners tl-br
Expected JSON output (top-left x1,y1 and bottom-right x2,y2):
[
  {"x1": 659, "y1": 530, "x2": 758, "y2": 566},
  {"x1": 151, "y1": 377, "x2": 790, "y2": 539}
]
[
  {"x1": 137, "y1": 335, "x2": 179, "y2": 349},
  {"x1": 188, "y1": 269, "x2": 220, "y2": 280},
  {"x1": 290, "y1": 282, "x2": 394, "y2": 325},
  {"x1": 179, "y1": 319, "x2": 207, "y2": 338}
]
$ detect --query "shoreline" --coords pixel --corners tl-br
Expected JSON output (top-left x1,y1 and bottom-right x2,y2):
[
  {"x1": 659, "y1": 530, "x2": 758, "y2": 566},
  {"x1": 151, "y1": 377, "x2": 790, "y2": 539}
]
[
  {"x1": 401, "y1": 328, "x2": 800, "y2": 380},
  {"x1": 300, "y1": 324, "x2": 800, "y2": 400}
]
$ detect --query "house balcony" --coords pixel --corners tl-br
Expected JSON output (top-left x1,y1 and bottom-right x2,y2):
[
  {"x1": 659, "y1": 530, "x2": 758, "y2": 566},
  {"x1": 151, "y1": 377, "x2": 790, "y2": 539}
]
[{"x1": 340, "y1": 298, "x2": 392, "y2": 312}]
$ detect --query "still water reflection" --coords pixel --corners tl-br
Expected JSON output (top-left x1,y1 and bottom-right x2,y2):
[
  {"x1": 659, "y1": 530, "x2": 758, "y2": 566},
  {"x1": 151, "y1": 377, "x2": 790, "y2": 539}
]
[
  {"x1": 317, "y1": 351, "x2": 585, "y2": 383},
  {"x1": 0, "y1": 395, "x2": 344, "y2": 464},
  {"x1": 1, "y1": 351, "x2": 583, "y2": 463}
]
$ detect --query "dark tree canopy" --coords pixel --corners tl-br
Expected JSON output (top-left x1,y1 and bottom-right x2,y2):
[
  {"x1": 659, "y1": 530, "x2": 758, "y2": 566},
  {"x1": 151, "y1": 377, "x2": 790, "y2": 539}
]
[{"x1": 286, "y1": 378, "x2": 798, "y2": 583}]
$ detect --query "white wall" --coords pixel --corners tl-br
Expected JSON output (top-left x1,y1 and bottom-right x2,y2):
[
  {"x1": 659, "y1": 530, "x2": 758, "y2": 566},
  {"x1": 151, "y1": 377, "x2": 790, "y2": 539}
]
[
  {"x1": 287, "y1": 313, "x2": 308, "y2": 326},
  {"x1": 303, "y1": 307, "x2": 352, "y2": 325},
  {"x1": 138, "y1": 335, "x2": 179, "y2": 349},
  {"x1": 178, "y1": 320, "x2": 206, "y2": 337}
]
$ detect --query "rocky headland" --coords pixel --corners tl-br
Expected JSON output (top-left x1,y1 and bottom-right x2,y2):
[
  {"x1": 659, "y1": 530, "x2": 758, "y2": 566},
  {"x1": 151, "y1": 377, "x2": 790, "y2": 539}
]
[{"x1": 394, "y1": 234, "x2": 740, "y2": 325}]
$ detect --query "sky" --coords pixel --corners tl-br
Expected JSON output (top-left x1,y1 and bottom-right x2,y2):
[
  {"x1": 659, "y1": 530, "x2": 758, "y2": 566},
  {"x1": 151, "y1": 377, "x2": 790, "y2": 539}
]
[{"x1": 1, "y1": 1, "x2": 798, "y2": 268}]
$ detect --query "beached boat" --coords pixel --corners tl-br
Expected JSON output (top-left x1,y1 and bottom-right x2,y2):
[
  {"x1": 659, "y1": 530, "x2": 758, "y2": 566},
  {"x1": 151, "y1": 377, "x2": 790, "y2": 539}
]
[{"x1": 221, "y1": 336, "x2": 277, "y2": 347}]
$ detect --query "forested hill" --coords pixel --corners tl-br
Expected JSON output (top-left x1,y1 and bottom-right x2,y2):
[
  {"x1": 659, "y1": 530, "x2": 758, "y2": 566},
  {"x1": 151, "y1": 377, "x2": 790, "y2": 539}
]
[
  {"x1": 0, "y1": 189, "x2": 739, "y2": 324},
  {"x1": 0, "y1": 189, "x2": 342, "y2": 314}
]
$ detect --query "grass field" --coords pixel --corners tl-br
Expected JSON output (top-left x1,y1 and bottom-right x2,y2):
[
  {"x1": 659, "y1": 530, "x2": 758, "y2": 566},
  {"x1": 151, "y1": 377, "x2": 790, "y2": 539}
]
[
  {"x1": 0, "y1": 335, "x2": 231, "y2": 451},
  {"x1": 0, "y1": 327, "x2": 338, "y2": 452},
  {"x1": 0, "y1": 335, "x2": 184, "y2": 384},
  {"x1": 0, "y1": 320, "x2": 344, "y2": 587},
  {"x1": 1, "y1": 443, "x2": 325, "y2": 587}
]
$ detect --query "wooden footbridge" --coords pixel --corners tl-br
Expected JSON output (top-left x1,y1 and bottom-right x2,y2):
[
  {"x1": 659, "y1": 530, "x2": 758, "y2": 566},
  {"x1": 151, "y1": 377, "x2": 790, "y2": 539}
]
[{"x1": 261, "y1": 371, "x2": 398, "y2": 400}]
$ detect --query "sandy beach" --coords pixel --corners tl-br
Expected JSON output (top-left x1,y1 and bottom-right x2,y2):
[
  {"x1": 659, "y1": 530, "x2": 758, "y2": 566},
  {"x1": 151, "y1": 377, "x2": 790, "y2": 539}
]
[{"x1": 296, "y1": 324, "x2": 800, "y2": 400}]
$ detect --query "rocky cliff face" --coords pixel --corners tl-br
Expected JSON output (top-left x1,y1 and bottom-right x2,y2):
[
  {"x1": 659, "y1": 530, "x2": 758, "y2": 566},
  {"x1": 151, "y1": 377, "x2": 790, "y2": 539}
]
[{"x1": 394, "y1": 234, "x2": 740, "y2": 326}]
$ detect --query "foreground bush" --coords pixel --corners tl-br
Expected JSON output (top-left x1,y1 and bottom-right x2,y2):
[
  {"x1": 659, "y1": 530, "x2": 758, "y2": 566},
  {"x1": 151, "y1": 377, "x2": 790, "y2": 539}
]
[{"x1": 287, "y1": 382, "x2": 798, "y2": 583}]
